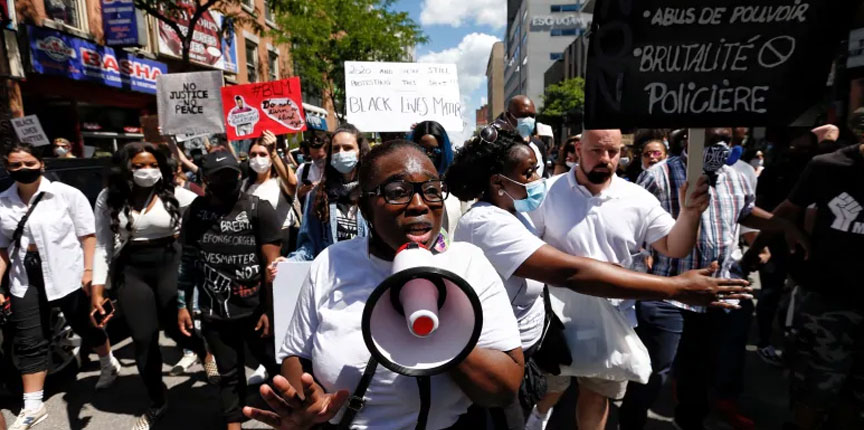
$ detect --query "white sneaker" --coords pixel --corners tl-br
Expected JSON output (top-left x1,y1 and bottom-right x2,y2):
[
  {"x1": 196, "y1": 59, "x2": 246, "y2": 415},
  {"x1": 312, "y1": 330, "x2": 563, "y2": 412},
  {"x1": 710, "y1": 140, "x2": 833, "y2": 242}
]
[
  {"x1": 169, "y1": 351, "x2": 199, "y2": 376},
  {"x1": 525, "y1": 405, "x2": 551, "y2": 430},
  {"x1": 247, "y1": 364, "x2": 269, "y2": 385},
  {"x1": 131, "y1": 404, "x2": 167, "y2": 430},
  {"x1": 95, "y1": 356, "x2": 121, "y2": 390},
  {"x1": 10, "y1": 405, "x2": 47, "y2": 430}
]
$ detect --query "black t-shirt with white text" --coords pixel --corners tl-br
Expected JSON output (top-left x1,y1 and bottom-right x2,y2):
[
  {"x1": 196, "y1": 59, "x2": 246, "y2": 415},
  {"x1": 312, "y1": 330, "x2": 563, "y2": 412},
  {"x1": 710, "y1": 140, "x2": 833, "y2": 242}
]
[
  {"x1": 181, "y1": 193, "x2": 281, "y2": 320},
  {"x1": 788, "y1": 144, "x2": 864, "y2": 300}
]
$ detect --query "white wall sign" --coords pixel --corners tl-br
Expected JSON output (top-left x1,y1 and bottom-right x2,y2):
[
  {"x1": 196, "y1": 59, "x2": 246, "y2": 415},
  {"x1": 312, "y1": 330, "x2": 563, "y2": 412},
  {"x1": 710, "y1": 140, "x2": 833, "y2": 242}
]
[
  {"x1": 272, "y1": 261, "x2": 312, "y2": 361},
  {"x1": 344, "y1": 61, "x2": 463, "y2": 132},
  {"x1": 11, "y1": 115, "x2": 50, "y2": 146},
  {"x1": 157, "y1": 71, "x2": 225, "y2": 136}
]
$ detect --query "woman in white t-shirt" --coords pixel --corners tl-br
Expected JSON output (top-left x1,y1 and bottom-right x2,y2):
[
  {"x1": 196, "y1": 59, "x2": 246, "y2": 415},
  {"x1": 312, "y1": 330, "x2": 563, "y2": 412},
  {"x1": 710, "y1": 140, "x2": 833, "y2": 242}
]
[
  {"x1": 445, "y1": 128, "x2": 753, "y2": 429},
  {"x1": 246, "y1": 140, "x2": 524, "y2": 430},
  {"x1": 91, "y1": 142, "x2": 208, "y2": 430},
  {"x1": 244, "y1": 130, "x2": 299, "y2": 253}
]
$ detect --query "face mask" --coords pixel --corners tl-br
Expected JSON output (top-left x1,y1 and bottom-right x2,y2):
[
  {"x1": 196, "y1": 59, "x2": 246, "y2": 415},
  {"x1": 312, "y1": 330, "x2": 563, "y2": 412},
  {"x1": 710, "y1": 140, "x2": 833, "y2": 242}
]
[
  {"x1": 249, "y1": 156, "x2": 272, "y2": 174},
  {"x1": 516, "y1": 117, "x2": 536, "y2": 139},
  {"x1": 501, "y1": 175, "x2": 547, "y2": 212},
  {"x1": 619, "y1": 156, "x2": 632, "y2": 168},
  {"x1": 749, "y1": 158, "x2": 764, "y2": 169},
  {"x1": 331, "y1": 151, "x2": 358, "y2": 174},
  {"x1": 565, "y1": 161, "x2": 577, "y2": 168},
  {"x1": 132, "y1": 168, "x2": 162, "y2": 188},
  {"x1": 207, "y1": 179, "x2": 241, "y2": 201},
  {"x1": 9, "y1": 168, "x2": 41, "y2": 184},
  {"x1": 54, "y1": 147, "x2": 69, "y2": 157},
  {"x1": 295, "y1": 154, "x2": 305, "y2": 164}
]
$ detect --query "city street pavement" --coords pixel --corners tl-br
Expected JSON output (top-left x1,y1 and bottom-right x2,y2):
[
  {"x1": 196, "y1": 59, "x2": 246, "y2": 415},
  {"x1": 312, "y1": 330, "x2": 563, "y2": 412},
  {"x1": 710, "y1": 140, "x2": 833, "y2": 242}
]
[{"x1": 1, "y1": 274, "x2": 793, "y2": 430}]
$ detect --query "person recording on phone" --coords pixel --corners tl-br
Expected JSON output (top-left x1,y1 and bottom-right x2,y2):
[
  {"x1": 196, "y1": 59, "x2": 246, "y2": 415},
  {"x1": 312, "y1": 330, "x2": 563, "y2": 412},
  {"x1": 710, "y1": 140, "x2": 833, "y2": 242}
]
[
  {"x1": 295, "y1": 132, "x2": 329, "y2": 204},
  {"x1": 0, "y1": 142, "x2": 118, "y2": 430},
  {"x1": 249, "y1": 140, "x2": 523, "y2": 430},
  {"x1": 91, "y1": 142, "x2": 208, "y2": 430}
]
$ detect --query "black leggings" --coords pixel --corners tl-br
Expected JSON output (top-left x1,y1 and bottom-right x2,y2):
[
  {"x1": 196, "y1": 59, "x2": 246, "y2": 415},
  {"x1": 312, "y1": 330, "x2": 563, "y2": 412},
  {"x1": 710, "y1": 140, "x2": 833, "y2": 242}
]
[
  {"x1": 10, "y1": 251, "x2": 108, "y2": 374},
  {"x1": 202, "y1": 315, "x2": 278, "y2": 423},
  {"x1": 115, "y1": 242, "x2": 205, "y2": 406}
]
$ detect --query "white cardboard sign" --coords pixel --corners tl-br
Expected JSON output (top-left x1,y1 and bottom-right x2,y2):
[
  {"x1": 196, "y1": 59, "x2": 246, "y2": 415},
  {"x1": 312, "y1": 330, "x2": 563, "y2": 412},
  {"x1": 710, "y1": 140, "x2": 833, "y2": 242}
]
[
  {"x1": 11, "y1": 115, "x2": 50, "y2": 147},
  {"x1": 344, "y1": 61, "x2": 463, "y2": 132},
  {"x1": 272, "y1": 261, "x2": 312, "y2": 361},
  {"x1": 157, "y1": 71, "x2": 225, "y2": 136}
]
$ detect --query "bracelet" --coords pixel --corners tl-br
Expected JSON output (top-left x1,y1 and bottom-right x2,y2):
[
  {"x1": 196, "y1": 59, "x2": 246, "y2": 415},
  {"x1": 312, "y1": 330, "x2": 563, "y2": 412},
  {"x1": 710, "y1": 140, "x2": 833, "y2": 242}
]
[{"x1": 83, "y1": 269, "x2": 93, "y2": 272}]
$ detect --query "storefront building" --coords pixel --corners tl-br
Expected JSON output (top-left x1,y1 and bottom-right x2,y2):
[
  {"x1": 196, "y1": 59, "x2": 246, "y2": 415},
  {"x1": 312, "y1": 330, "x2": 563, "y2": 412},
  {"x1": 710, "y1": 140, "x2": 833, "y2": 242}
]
[{"x1": 2, "y1": 0, "x2": 334, "y2": 156}]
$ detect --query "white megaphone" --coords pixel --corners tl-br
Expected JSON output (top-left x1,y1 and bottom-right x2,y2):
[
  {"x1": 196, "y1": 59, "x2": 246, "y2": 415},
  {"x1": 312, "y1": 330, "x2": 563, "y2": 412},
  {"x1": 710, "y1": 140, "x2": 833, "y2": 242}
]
[{"x1": 361, "y1": 242, "x2": 483, "y2": 377}]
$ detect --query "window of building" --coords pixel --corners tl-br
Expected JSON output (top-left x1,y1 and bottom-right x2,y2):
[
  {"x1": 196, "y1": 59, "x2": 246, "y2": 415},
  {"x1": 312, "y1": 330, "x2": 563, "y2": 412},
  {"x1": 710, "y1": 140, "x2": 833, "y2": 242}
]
[
  {"x1": 246, "y1": 39, "x2": 258, "y2": 83},
  {"x1": 45, "y1": 0, "x2": 84, "y2": 29},
  {"x1": 243, "y1": 0, "x2": 255, "y2": 11},
  {"x1": 551, "y1": 28, "x2": 578, "y2": 37},
  {"x1": 550, "y1": 53, "x2": 563, "y2": 61},
  {"x1": 263, "y1": 0, "x2": 274, "y2": 22},
  {"x1": 268, "y1": 51, "x2": 279, "y2": 81},
  {"x1": 551, "y1": 4, "x2": 582, "y2": 13}
]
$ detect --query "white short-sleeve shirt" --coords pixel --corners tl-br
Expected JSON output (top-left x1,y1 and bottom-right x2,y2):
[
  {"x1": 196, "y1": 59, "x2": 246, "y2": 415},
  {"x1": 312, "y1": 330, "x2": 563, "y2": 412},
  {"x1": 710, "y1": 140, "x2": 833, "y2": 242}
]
[
  {"x1": 454, "y1": 202, "x2": 546, "y2": 349},
  {"x1": 278, "y1": 237, "x2": 521, "y2": 430},
  {"x1": 530, "y1": 170, "x2": 676, "y2": 325},
  {"x1": 0, "y1": 178, "x2": 95, "y2": 301},
  {"x1": 245, "y1": 177, "x2": 296, "y2": 229}
]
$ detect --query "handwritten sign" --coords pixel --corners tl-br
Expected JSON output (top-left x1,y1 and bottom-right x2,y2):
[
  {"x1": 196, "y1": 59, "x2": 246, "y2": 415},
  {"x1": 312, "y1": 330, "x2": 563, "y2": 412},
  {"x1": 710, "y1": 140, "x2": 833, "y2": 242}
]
[
  {"x1": 11, "y1": 115, "x2": 50, "y2": 146},
  {"x1": 272, "y1": 261, "x2": 312, "y2": 361},
  {"x1": 157, "y1": 71, "x2": 225, "y2": 136},
  {"x1": 220, "y1": 77, "x2": 307, "y2": 140},
  {"x1": 584, "y1": 0, "x2": 854, "y2": 128},
  {"x1": 344, "y1": 61, "x2": 463, "y2": 132}
]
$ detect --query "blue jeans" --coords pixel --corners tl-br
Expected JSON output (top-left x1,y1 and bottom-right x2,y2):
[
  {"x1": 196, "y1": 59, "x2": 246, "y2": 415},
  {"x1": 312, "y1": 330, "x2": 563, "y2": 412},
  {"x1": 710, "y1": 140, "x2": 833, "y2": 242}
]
[{"x1": 620, "y1": 301, "x2": 685, "y2": 430}]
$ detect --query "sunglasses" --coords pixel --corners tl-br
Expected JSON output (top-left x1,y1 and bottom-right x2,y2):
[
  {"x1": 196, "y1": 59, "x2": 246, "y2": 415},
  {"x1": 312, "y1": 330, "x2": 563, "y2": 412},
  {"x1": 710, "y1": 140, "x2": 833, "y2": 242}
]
[
  {"x1": 642, "y1": 150, "x2": 664, "y2": 158},
  {"x1": 479, "y1": 123, "x2": 503, "y2": 144}
]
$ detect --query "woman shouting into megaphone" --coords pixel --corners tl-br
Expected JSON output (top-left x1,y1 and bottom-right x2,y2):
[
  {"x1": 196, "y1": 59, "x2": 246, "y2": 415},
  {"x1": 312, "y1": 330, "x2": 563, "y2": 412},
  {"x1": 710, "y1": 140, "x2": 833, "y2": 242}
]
[{"x1": 246, "y1": 140, "x2": 524, "y2": 430}]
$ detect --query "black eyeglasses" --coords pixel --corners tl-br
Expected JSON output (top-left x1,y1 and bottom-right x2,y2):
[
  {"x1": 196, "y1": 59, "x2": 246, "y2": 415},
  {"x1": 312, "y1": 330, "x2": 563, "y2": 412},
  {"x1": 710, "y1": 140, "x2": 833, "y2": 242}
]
[{"x1": 365, "y1": 179, "x2": 448, "y2": 205}]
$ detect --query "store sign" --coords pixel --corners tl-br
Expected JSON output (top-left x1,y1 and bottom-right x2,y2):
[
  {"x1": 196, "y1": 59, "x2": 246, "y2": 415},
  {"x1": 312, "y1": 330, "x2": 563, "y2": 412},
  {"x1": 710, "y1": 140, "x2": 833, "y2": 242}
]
[
  {"x1": 11, "y1": 115, "x2": 50, "y2": 146},
  {"x1": 157, "y1": 71, "x2": 225, "y2": 135},
  {"x1": 530, "y1": 14, "x2": 590, "y2": 31},
  {"x1": 156, "y1": 2, "x2": 238, "y2": 73},
  {"x1": 344, "y1": 61, "x2": 463, "y2": 132},
  {"x1": 220, "y1": 77, "x2": 307, "y2": 140},
  {"x1": 584, "y1": 0, "x2": 852, "y2": 128},
  {"x1": 27, "y1": 26, "x2": 167, "y2": 94},
  {"x1": 101, "y1": 0, "x2": 144, "y2": 46},
  {"x1": 306, "y1": 114, "x2": 327, "y2": 130}
]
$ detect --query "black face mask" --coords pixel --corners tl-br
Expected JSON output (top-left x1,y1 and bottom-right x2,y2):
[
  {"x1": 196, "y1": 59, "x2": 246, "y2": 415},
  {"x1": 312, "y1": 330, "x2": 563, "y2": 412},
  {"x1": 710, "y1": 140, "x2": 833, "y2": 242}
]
[
  {"x1": 9, "y1": 168, "x2": 41, "y2": 184},
  {"x1": 207, "y1": 179, "x2": 241, "y2": 201}
]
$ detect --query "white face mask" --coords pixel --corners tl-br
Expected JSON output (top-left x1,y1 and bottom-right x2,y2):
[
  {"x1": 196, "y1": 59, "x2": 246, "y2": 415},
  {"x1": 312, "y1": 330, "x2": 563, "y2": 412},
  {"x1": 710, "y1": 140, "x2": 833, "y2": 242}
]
[
  {"x1": 132, "y1": 168, "x2": 162, "y2": 188},
  {"x1": 565, "y1": 161, "x2": 577, "y2": 168},
  {"x1": 54, "y1": 146, "x2": 69, "y2": 157},
  {"x1": 249, "y1": 156, "x2": 272, "y2": 174}
]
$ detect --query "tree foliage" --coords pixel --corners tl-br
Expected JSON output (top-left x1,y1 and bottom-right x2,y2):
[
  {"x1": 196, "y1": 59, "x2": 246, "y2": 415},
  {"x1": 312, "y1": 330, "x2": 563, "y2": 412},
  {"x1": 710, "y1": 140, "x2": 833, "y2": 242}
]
[
  {"x1": 273, "y1": 0, "x2": 427, "y2": 115},
  {"x1": 540, "y1": 77, "x2": 585, "y2": 118}
]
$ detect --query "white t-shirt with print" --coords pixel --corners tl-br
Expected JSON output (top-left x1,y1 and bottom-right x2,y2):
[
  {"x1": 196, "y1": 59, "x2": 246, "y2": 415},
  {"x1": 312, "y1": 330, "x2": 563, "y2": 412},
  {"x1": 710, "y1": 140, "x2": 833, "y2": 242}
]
[
  {"x1": 279, "y1": 237, "x2": 521, "y2": 430},
  {"x1": 530, "y1": 170, "x2": 676, "y2": 325},
  {"x1": 455, "y1": 202, "x2": 545, "y2": 349}
]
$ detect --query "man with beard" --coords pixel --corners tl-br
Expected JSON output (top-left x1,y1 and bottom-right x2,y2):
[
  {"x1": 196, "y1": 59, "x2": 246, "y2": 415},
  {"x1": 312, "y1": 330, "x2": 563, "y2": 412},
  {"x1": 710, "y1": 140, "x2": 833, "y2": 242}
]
[
  {"x1": 527, "y1": 129, "x2": 712, "y2": 430},
  {"x1": 621, "y1": 128, "x2": 809, "y2": 430}
]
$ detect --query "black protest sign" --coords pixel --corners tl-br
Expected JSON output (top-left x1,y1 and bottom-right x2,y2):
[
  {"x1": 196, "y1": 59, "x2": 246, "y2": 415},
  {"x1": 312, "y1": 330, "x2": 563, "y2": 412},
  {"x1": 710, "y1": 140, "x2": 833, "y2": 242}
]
[
  {"x1": 584, "y1": 0, "x2": 856, "y2": 129},
  {"x1": 157, "y1": 71, "x2": 225, "y2": 135}
]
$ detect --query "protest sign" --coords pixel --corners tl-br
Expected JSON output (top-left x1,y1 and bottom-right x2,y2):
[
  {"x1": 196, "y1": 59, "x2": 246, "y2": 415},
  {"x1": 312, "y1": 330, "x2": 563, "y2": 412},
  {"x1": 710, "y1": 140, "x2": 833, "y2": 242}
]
[
  {"x1": 157, "y1": 71, "x2": 225, "y2": 136},
  {"x1": 344, "y1": 61, "x2": 463, "y2": 132},
  {"x1": 11, "y1": 115, "x2": 50, "y2": 146},
  {"x1": 584, "y1": 0, "x2": 855, "y2": 128},
  {"x1": 155, "y1": 2, "x2": 237, "y2": 73},
  {"x1": 220, "y1": 77, "x2": 307, "y2": 140},
  {"x1": 272, "y1": 261, "x2": 312, "y2": 360}
]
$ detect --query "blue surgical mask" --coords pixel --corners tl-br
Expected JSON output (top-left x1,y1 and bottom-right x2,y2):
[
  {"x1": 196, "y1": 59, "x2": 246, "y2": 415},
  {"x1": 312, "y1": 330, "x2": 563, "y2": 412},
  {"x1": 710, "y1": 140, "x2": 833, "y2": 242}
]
[
  {"x1": 500, "y1": 175, "x2": 547, "y2": 212},
  {"x1": 331, "y1": 150, "x2": 358, "y2": 174},
  {"x1": 516, "y1": 117, "x2": 536, "y2": 139}
]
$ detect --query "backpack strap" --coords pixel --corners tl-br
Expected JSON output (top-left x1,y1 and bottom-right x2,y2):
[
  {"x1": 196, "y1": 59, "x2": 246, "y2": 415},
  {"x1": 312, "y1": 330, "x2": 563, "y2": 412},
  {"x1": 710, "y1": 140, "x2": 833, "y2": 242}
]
[
  {"x1": 11, "y1": 192, "x2": 45, "y2": 252},
  {"x1": 337, "y1": 357, "x2": 378, "y2": 430}
]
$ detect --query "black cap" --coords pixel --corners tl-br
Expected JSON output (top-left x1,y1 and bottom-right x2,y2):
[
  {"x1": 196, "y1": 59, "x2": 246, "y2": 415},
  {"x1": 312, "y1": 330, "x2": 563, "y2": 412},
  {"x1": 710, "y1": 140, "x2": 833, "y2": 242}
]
[{"x1": 202, "y1": 151, "x2": 241, "y2": 177}]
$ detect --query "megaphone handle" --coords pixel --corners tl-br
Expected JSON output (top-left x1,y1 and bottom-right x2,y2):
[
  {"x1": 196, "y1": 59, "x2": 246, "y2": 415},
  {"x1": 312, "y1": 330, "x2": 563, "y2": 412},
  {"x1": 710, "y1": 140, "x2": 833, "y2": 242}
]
[
  {"x1": 336, "y1": 357, "x2": 379, "y2": 430},
  {"x1": 416, "y1": 376, "x2": 431, "y2": 430}
]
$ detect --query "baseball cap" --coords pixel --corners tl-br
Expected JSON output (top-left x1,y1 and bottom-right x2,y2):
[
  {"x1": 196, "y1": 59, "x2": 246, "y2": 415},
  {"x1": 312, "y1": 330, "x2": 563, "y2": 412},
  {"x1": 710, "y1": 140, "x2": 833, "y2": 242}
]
[{"x1": 202, "y1": 152, "x2": 241, "y2": 177}]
